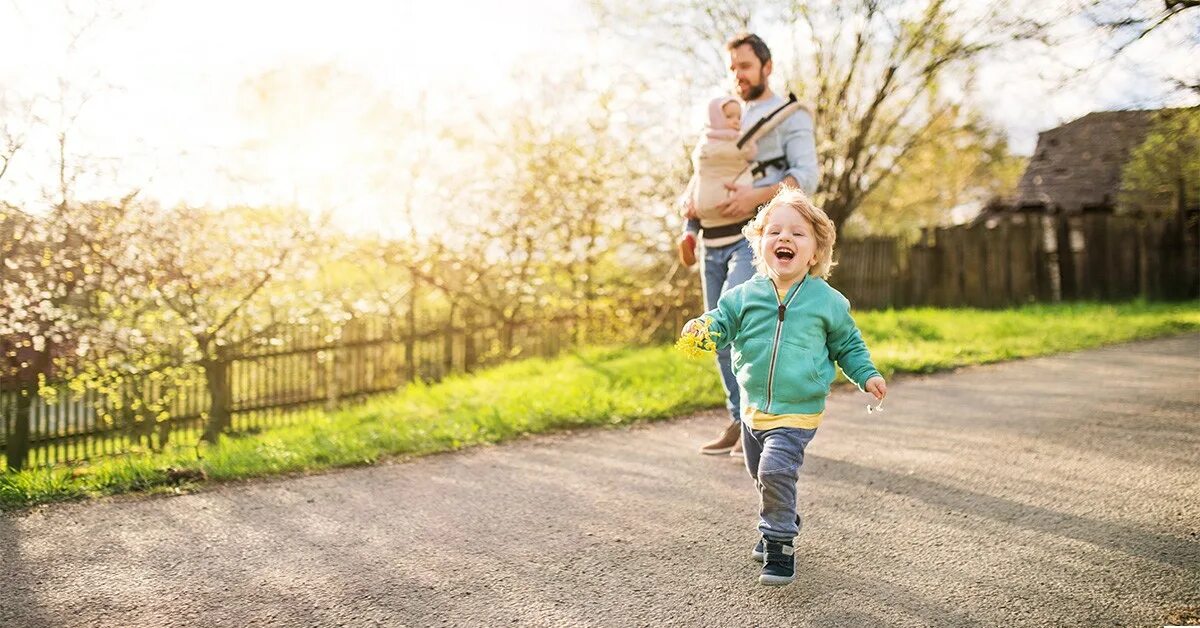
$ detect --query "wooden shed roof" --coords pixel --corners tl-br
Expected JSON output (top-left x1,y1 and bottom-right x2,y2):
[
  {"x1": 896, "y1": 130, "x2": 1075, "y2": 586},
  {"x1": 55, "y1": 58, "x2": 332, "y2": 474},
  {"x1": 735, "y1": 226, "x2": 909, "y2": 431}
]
[{"x1": 1015, "y1": 109, "x2": 1159, "y2": 213}]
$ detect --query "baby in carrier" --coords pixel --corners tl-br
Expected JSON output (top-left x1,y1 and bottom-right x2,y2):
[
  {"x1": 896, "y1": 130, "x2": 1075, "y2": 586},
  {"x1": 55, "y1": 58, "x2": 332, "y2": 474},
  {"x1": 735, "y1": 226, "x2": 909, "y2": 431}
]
[{"x1": 677, "y1": 96, "x2": 757, "y2": 266}]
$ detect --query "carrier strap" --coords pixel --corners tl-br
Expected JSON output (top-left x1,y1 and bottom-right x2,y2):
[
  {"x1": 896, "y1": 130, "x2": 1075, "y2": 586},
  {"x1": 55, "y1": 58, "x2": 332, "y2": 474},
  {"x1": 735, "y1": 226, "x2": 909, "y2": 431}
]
[
  {"x1": 700, "y1": 218, "x2": 754, "y2": 239},
  {"x1": 750, "y1": 156, "x2": 788, "y2": 180}
]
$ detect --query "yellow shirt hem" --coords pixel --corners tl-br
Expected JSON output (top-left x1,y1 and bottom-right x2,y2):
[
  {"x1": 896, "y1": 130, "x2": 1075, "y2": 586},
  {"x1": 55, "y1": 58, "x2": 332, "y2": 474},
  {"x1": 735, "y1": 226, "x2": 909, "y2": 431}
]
[{"x1": 744, "y1": 406, "x2": 823, "y2": 430}]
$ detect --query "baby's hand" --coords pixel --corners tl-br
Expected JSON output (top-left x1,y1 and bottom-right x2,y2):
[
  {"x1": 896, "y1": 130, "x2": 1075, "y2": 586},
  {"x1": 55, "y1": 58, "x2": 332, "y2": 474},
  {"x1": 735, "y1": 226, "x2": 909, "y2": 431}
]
[{"x1": 865, "y1": 376, "x2": 887, "y2": 401}]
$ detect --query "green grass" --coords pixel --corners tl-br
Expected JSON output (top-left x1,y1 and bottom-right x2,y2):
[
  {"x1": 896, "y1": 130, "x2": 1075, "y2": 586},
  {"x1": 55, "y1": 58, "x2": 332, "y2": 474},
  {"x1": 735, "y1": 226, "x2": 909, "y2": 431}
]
[
  {"x1": 3, "y1": 300, "x2": 1197, "y2": 510},
  {"x1": 860, "y1": 301, "x2": 1200, "y2": 374}
]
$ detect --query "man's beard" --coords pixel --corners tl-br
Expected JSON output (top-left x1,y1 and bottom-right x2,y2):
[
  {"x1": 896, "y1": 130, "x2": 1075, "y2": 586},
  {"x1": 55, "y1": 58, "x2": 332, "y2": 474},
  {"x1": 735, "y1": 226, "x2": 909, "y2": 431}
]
[
  {"x1": 739, "y1": 70, "x2": 766, "y2": 101},
  {"x1": 744, "y1": 81, "x2": 766, "y2": 101}
]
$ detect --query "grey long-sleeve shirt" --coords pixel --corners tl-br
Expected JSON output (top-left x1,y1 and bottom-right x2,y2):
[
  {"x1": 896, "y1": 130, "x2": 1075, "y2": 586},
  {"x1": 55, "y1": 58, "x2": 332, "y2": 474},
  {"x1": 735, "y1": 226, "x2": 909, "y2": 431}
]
[{"x1": 743, "y1": 94, "x2": 819, "y2": 195}]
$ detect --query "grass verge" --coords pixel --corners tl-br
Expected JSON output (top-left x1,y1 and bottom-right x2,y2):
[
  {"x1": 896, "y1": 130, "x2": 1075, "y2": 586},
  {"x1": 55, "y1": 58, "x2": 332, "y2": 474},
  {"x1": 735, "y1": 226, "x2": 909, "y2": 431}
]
[{"x1": 3, "y1": 300, "x2": 1197, "y2": 510}]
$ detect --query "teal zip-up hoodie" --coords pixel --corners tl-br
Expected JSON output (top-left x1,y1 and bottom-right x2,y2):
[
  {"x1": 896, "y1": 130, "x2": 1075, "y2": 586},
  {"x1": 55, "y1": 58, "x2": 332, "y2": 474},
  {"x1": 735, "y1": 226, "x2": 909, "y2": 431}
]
[{"x1": 701, "y1": 274, "x2": 880, "y2": 415}]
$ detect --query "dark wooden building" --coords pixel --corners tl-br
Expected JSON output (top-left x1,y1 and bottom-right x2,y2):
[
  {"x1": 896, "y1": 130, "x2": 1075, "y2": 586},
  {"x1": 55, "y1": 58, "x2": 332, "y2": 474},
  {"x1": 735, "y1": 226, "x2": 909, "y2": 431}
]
[{"x1": 1015, "y1": 109, "x2": 1159, "y2": 214}]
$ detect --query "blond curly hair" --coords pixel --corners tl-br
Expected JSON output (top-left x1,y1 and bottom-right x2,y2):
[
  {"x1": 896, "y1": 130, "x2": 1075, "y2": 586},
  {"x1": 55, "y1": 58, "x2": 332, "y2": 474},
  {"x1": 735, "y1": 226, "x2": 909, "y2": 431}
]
[{"x1": 743, "y1": 187, "x2": 837, "y2": 279}]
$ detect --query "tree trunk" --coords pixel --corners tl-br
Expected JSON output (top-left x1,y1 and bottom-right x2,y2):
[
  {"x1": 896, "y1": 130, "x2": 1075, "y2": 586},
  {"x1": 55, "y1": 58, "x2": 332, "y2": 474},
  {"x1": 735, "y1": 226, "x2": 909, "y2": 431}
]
[
  {"x1": 157, "y1": 419, "x2": 171, "y2": 450},
  {"x1": 7, "y1": 385, "x2": 33, "y2": 471},
  {"x1": 502, "y1": 319, "x2": 515, "y2": 356},
  {"x1": 824, "y1": 193, "x2": 854, "y2": 241},
  {"x1": 5, "y1": 348, "x2": 50, "y2": 471},
  {"x1": 200, "y1": 359, "x2": 232, "y2": 445}
]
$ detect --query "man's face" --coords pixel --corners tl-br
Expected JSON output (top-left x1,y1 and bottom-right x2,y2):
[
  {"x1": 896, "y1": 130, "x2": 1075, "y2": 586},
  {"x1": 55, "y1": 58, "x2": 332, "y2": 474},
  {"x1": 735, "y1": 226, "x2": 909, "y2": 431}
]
[{"x1": 729, "y1": 44, "x2": 770, "y2": 101}]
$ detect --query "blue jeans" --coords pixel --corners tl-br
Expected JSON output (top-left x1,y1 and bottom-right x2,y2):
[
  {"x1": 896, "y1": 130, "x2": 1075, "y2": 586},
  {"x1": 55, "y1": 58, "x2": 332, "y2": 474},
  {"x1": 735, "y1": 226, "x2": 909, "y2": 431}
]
[
  {"x1": 699, "y1": 237, "x2": 756, "y2": 423},
  {"x1": 741, "y1": 424, "x2": 818, "y2": 540}
]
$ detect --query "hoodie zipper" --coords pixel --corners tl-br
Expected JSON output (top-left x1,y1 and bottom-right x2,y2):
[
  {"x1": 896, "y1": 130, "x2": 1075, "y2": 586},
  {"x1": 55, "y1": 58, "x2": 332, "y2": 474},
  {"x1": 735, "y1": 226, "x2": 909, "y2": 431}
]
[{"x1": 765, "y1": 278, "x2": 803, "y2": 413}]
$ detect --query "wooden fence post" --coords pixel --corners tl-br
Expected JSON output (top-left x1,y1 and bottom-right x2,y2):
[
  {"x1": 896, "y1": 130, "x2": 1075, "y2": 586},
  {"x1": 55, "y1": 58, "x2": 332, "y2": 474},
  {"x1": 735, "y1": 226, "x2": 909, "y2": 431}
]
[
  {"x1": 930, "y1": 228, "x2": 946, "y2": 306},
  {"x1": 463, "y1": 310, "x2": 477, "y2": 373},
  {"x1": 324, "y1": 323, "x2": 339, "y2": 411},
  {"x1": 990, "y1": 217, "x2": 1012, "y2": 307},
  {"x1": 1185, "y1": 210, "x2": 1200, "y2": 299},
  {"x1": 1053, "y1": 215, "x2": 1077, "y2": 301},
  {"x1": 1006, "y1": 215, "x2": 1032, "y2": 305},
  {"x1": 1111, "y1": 216, "x2": 1139, "y2": 300},
  {"x1": 443, "y1": 306, "x2": 456, "y2": 377},
  {"x1": 1164, "y1": 209, "x2": 1190, "y2": 299},
  {"x1": 1138, "y1": 220, "x2": 1154, "y2": 300},
  {"x1": 1081, "y1": 214, "x2": 1108, "y2": 300},
  {"x1": 961, "y1": 223, "x2": 986, "y2": 307},
  {"x1": 1033, "y1": 216, "x2": 1054, "y2": 302},
  {"x1": 908, "y1": 228, "x2": 935, "y2": 308},
  {"x1": 947, "y1": 226, "x2": 966, "y2": 307},
  {"x1": 895, "y1": 238, "x2": 912, "y2": 309},
  {"x1": 406, "y1": 279, "x2": 418, "y2": 382}
]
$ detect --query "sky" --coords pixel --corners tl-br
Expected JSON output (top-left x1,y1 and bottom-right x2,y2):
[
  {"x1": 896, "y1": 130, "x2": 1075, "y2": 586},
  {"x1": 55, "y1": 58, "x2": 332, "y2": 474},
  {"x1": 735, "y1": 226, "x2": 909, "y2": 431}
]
[
  {"x1": 0, "y1": 0, "x2": 1195, "y2": 232},
  {"x1": 0, "y1": 0, "x2": 595, "y2": 232}
]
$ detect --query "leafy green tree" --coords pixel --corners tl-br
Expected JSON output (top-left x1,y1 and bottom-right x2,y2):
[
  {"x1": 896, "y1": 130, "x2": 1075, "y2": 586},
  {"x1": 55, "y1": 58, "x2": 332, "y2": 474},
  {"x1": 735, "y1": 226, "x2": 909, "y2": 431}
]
[
  {"x1": 92, "y1": 204, "x2": 321, "y2": 445},
  {"x1": 0, "y1": 200, "x2": 131, "y2": 469},
  {"x1": 848, "y1": 105, "x2": 1025, "y2": 239},
  {"x1": 1119, "y1": 107, "x2": 1199, "y2": 215},
  {"x1": 406, "y1": 66, "x2": 690, "y2": 352},
  {"x1": 593, "y1": 0, "x2": 1049, "y2": 235}
]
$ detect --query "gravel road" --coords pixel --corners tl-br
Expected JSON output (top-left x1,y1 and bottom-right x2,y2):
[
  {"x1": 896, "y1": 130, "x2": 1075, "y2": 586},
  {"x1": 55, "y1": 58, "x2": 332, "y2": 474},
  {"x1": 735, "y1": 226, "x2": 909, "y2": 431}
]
[{"x1": 2, "y1": 334, "x2": 1198, "y2": 627}]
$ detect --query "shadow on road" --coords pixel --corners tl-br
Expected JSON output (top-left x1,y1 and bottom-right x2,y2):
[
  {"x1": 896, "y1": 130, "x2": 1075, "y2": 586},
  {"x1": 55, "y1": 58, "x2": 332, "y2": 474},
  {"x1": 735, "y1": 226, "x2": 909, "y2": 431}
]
[{"x1": 811, "y1": 454, "x2": 1200, "y2": 571}]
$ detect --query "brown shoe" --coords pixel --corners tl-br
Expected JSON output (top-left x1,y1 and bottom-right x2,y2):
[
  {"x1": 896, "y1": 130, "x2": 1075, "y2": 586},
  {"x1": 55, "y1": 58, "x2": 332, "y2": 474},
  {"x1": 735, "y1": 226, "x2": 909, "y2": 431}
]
[
  {"x1": 699, "y1": 421, "x2": 740, "y2": 455},
  {"x1": 729, "y1": 437, "x2": 743, "y2": 457},
  {"x1": 677, "y1": 233, "x2": 697, "y2": 267}
]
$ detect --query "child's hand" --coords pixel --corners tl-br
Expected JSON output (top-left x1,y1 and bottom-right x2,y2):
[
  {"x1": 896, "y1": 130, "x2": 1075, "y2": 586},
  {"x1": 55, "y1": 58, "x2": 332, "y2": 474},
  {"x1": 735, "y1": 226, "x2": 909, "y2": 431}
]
[
  {"x1": 681, "y1": 318, "x2": 707, "y2": 338},
  {"x1": 677, "y1": 317, "x2": 720, "y2": 358},
  {"x1": 865, "y1": 376, "x2": 887, "y2": 401}
]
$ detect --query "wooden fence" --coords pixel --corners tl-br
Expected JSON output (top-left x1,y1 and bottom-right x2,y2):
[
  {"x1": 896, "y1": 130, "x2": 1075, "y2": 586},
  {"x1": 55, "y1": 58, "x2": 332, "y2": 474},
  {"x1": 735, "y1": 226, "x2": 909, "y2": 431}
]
[
  {"x1": 3, "y1": 211, "x2": 1195, "y2": 470},
  {"x1": 1, "y1": 302, "x2": 694, "y2": 470},
  {"x1": 831, "y1": 212, "x2": 1199, "y2": 309}
]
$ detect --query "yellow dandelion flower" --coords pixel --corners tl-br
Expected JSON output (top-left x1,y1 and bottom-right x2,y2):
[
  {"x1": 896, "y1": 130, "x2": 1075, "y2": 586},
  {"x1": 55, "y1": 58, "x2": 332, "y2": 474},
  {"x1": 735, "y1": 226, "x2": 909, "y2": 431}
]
[{"x1": 675, "y1": 316, "x2": 721, "y2": 359}]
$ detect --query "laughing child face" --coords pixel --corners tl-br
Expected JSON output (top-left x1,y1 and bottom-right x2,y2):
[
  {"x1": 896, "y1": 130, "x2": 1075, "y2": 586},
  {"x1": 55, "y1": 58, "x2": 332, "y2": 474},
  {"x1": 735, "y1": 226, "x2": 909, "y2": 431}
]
[{"x1": 760, "y1": 203, "x2": 817, "y2": 286}]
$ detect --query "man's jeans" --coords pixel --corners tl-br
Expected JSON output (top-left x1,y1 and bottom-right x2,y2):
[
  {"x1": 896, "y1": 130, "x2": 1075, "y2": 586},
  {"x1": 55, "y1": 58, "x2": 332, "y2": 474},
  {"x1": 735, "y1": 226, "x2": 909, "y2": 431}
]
[
  {"x1": 741, "y1": 424, "x2": 818, "y2": 540},
  {"x1": 699, "y1": 238, "x2": 756, "y2": 423}
]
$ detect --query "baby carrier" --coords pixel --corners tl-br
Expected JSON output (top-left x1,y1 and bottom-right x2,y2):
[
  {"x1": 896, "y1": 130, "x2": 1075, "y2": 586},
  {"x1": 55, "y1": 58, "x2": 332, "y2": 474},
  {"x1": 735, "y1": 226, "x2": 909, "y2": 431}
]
[{"x1": 694, "y1": 92, "x2": 809, "y2": 240}]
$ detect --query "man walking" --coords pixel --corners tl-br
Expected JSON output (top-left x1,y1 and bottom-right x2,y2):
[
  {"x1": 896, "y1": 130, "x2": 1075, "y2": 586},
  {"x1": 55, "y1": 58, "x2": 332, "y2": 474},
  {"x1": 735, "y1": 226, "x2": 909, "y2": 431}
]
[{"x1": 692, "y1": 32, "x2": 820, "y2": 455}]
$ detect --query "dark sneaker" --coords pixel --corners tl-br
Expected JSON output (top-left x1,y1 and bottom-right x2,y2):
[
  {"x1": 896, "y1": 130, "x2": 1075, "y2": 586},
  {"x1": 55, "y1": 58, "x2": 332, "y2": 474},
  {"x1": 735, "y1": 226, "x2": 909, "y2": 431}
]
[
  {"x1": 750, "y1": 539, "x2": 764, "y2": 562},
  {"x1": 759, "y1": 538, "x2": 795, "y2": 586}
]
